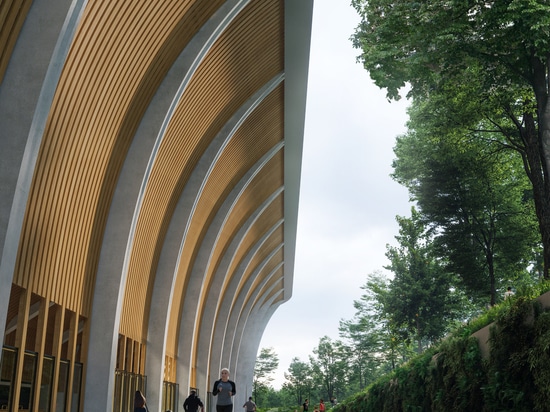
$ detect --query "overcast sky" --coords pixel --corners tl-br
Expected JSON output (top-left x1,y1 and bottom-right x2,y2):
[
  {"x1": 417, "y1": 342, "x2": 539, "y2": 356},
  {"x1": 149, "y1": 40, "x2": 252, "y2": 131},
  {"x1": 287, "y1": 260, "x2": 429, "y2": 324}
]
[{"x1": 258, "y1": 0, "x2": 412, "y2": 389}]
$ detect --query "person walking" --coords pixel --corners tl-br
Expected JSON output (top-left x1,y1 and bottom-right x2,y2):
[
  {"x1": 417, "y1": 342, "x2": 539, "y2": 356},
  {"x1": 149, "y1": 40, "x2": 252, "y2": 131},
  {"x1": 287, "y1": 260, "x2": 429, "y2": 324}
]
[
  {"x1": 184, "y1": 390, "x2": 204, "y2": 412},
  {"x1": 134, "y1": 390, "x2": 147, "y2": 412},
  {"x1": 504, "y1": 286, "x2": 515, "y2": 300},
  {"x1": 212, "y1": 368, "x2": 236, "y2": 412},
  {"x1": 243, "y1": 396, "x2": 256, "y2": 412}
]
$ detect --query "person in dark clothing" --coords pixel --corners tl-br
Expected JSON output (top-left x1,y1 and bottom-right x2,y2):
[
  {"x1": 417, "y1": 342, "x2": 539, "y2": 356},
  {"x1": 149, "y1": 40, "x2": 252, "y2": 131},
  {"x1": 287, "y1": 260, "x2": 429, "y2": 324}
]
[
  {"x1": 184, "y1": 390, "x2": 204, "y2": 412},
  {"x1": 134, "y1": 390, "x2": 147, "y2": 412}
]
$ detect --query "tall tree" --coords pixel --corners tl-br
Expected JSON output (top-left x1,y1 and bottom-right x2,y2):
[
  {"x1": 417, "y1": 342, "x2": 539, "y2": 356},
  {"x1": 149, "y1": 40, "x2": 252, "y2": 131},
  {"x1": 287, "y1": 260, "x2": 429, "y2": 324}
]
[
  {"x1": 385, "y1": 208, "x2": 463, "y2": 351},
  {"x1": 351, "y1": 0, "x2": 550, "y2": 277},
  {"x1": 309, "y1": 336, "x2": 347, "y2": 401},
  {"x1": 283, "y1": 358, "x2": 314, "y2": 406},
  {"x1": 253, "y1": 347, "x2": 279, "y2": 405},
  {"x1": 393, "y1": 118, "x2": 541, "y2": 304},
  {"x1": 339, "y1": 313, "x2": 382, "y2": 392},
  {"x1": 340, "y1": 271, "x2": 416, "y2": 373}
]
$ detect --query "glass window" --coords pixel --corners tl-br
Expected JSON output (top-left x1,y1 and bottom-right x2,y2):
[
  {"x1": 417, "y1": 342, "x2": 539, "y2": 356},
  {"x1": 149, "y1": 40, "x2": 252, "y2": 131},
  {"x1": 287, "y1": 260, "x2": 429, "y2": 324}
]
[
  {"x1": 0, "y1": 347, "x2": 17, "y2": 410},
  {"x1": 56, "y1": 360, "x2": 69, "y2": 412},
  {"x1": 70, "y1": 363, "x2": 82, "y2": 412},
  {"x1": 18, "y1": 352, "x2": 37, "y2": 410},
  {"x1": 39, "y1": 356, "x2": 54, "y2": 412}
]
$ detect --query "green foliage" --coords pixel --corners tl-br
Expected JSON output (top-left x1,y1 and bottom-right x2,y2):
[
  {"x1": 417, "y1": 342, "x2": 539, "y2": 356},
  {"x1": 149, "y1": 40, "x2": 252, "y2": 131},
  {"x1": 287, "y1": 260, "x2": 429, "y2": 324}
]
[
  {"x1": 334, "y1": 289, "x2": 550, "y2": 412},
  {"x1": 455, "y1": 305, "x2": 502, "y2": 337},
  {"x1": 351, "y1": 0, "x2": 550, "y2": 279},
  {"x1": 340, "y1": 271, "x2": 418, "y2": 376},
  {"x1": 483, "y1": 298, "x2": 536, "y2": 411},
  {"x1": 282, "y1": 358, "x2": 315, "y2": 405},
  {"x1": 392, "y1": 105, "x2": 541, "y2": 305},
  {"x1": 254, "y1": 347, "x2": 279, "y2": 405},
  {"x1": 529, "y1": 311, "x2": 550, "y2": 410},
  {"x1": 310, "y1": 337, "x2": 348, "y2": 400},
  {"x1": 384, "y1": 208, "x2": 473, "y2": 348}
]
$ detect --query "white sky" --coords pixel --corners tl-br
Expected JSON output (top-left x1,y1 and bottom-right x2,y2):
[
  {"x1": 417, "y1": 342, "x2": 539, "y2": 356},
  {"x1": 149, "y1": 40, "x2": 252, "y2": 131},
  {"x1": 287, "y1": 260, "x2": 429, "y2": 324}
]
[{"x1": 258, "y1": 0, "x2": 412, "y2": 389}]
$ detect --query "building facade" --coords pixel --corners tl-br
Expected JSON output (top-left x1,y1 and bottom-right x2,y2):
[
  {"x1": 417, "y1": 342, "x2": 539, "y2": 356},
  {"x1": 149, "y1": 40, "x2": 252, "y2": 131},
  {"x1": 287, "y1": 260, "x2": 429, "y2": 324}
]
[{"x1": 0, "y1": 0, "x2": 313, "y2": 410}]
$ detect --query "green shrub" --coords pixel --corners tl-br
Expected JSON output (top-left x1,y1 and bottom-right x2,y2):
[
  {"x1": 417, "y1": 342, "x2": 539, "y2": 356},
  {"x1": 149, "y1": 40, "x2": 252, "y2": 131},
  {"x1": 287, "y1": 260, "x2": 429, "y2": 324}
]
[{"x1": 335, "y1": 287, "x2": 550, "y2": 412}]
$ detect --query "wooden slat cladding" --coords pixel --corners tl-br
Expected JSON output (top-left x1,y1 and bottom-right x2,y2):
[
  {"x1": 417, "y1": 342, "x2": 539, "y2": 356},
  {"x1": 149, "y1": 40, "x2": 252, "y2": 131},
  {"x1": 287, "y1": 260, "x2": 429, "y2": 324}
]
[
  {"x1": 0, "y1": 0, "x2": 309, "y2": 407},
  {"x1": 0, "y1": 0, "x2": 33, "y2": 86},
  {"x1": 255, "y1": 263, "x2": 285, "y2": 305},
  {"x1": 241, "y1": 229, "x2": 285, "y2": 295},
  {"x1": 12, "y1": 1, "x2": 224, "y2": 315},
  {"x1": 187, "y1": 167, "x2": 285, "y2": 364},
  {"x1": 220, "y1": 176, "x2": 285, "y2": 288},
  {"x1": 120, "y1": 0, "x2": 284, "y2": 341},
  {"x1": 264, "y1": 274, "x2": 285, "y2": 304},
  {"x1": 172, "y1": 88, "x2": 284, "y2": 321},
  {"x1": 166, "y1": 152, "x2": 284, "y2": 358},
  {"x1": 228, "y1": 229, "x2": 285, "y2": 318}
]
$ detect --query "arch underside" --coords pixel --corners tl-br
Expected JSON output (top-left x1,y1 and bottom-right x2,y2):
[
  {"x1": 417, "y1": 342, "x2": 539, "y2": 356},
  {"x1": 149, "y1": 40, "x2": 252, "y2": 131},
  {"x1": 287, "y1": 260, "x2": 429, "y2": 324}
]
[{"x1": 0, "y1": 0, "x2": 312, "y2": 410}]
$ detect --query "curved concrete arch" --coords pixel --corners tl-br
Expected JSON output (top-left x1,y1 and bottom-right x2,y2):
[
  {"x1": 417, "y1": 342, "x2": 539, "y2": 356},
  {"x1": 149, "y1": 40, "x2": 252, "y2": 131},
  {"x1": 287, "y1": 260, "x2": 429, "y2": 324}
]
[
  {"x1": 188, "y1": 191, "x2": 283, "y2": 388},
  {"x1": 206, "y1": 263, "x2": 284, "y2": 407},
  {"x1": 221, "y1": 245, "x2": 285, "y2": 370},
  {"x1": 0, "y1": 1, "x2": 313, "y2": 411},
  {"x1": 0, "y1": 0, "x2": 87, "y2": 337},
  {"x1": 146, "y1": 76, "x2": 284, "y2": 409},
  {"x1": 225, "y1": 258, "x2": 284, "y2": 378},
  {"x1": 189, "y1": 193, "x2": 283, "y2": 385},
  {"x1": 202, "y1": 220, "x2": 284, "y2": 389},
  {"x1": 86, "y1": 2, "x2": 258, "y2": 408},
  {"x1": 224, "y1": 257, "x2": 285, "y2": 376},
  {"x1": 232, "y1": 286, "x2": 285, "y2": 400}
]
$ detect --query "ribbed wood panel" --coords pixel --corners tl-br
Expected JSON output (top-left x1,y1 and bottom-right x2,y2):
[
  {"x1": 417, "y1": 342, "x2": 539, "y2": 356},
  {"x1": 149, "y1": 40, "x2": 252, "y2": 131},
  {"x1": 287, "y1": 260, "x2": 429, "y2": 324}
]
[
  {"x1": 235, "y1": 220, "x2": 284, "y2": 301},
  {"x1": 166, "y1": 153, "x2": 284, "y2": 357},
  {"x1": 120, "y1": 0, "x2": 284, "y2": 341},
  {"x1": 169, "y1": 150, "x2": 283, "y2": 346},
  {"x1": 243, "y1": 230, "x2": 284, "y2": 290},
  {"x1": 263, "y1": 274, "x2": 285, "y2": 304},
  {"x1": 187, "y1": 185, "x2": 284, "y2": 363},
  {"x1": 218, "y1": 171, "x2": 284, "y2": 286},
  {"x1": 172, "y1": 88, "x2": 284, "y2": 313},
  {"x1": 201, "y1": 157, "x2": 284, "y2": 289},
  {"x1": 255, "y1": 264, "x2": 284, "y2": 305},
  {"x1": 0, "y1": 0, "x2": 32, "y2": 86},
  {"x1": 222, "y1": 192, "x2": 284, "y2": 288},
  {"x1": 233, "y1": 238, "x2": 285, "y2": 316},
  {"x1": 12, "y1": 0, "x2": 223, "y2": 316}
]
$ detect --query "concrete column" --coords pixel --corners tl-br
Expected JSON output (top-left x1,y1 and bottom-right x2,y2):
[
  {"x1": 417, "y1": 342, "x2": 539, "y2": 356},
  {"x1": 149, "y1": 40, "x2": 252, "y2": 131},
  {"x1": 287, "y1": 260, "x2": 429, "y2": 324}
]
[{"x1": 0, "y1": 0, "x2": 82, "y2": 345}]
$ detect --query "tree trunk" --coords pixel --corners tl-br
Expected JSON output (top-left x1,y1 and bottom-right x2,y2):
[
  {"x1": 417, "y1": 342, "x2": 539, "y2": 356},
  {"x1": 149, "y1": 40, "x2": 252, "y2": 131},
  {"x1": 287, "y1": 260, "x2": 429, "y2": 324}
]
[
  {"x1": 415, "y1": 317, "x2": 422, "y2": 353},
  {"x1": 538, "y1": 109, "x2": 550, "y2": 280},
  {"x1": 488, "y1": 252, "x2": 496, "y2": 305},
  {"x1": 518, "y1": 110, "x2": 550, "y2": 279},
  {"x1": 528, "y1": 54, "x2": 550, "y2": 279}
]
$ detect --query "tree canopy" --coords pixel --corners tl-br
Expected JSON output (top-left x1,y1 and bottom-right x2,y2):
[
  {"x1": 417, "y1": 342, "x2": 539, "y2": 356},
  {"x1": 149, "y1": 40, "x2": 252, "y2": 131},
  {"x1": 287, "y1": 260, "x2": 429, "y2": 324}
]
[
  {"x1": 352, "y1": 0, "x2": 550, "y2": 276},
  {"x1": 392, "y1": 108, "x2": 541, "y2": 304}
]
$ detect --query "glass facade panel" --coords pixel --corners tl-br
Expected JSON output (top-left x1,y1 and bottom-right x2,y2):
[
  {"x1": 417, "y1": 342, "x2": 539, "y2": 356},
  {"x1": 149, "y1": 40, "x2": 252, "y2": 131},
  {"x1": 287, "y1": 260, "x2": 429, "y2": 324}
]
[
  {"x1": 163, "y1": 381, "x2": 179, "y2": 412},
  {"x1": 18, "y1": 352, "x2": 37, "y2": 410},
  {"x1": 70, "y1": 363, "x2": 82, "y2": 412},
  {"x1": 113, "y1": 370, "x2": 146, "y2": 412},
  {"x1": 39, "y1": 356, "x2": 55, "y2": 412},
  {"x1": 0, "y1": 347, "x2": 17, "y2": 410},
  {"x1": 55, "y1": 360, "x2": 69, "y2": 412}
]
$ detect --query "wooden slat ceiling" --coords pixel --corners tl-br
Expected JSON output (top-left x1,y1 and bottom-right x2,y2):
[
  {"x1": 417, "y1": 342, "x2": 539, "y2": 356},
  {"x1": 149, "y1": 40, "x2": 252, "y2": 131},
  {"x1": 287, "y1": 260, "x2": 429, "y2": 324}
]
[
  {"x1": 8, "y1": 0, "x2": 289, "y2": 353},
  {"x1": 120, "y1": 0, "x2": 284, "y2": 340}
]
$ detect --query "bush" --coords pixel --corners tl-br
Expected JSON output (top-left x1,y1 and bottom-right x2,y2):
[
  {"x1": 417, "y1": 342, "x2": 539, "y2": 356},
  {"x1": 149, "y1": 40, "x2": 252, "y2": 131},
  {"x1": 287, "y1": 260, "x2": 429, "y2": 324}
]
[{"x1": 335, "y1": 287, "x2": 550, "y2": 412}]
